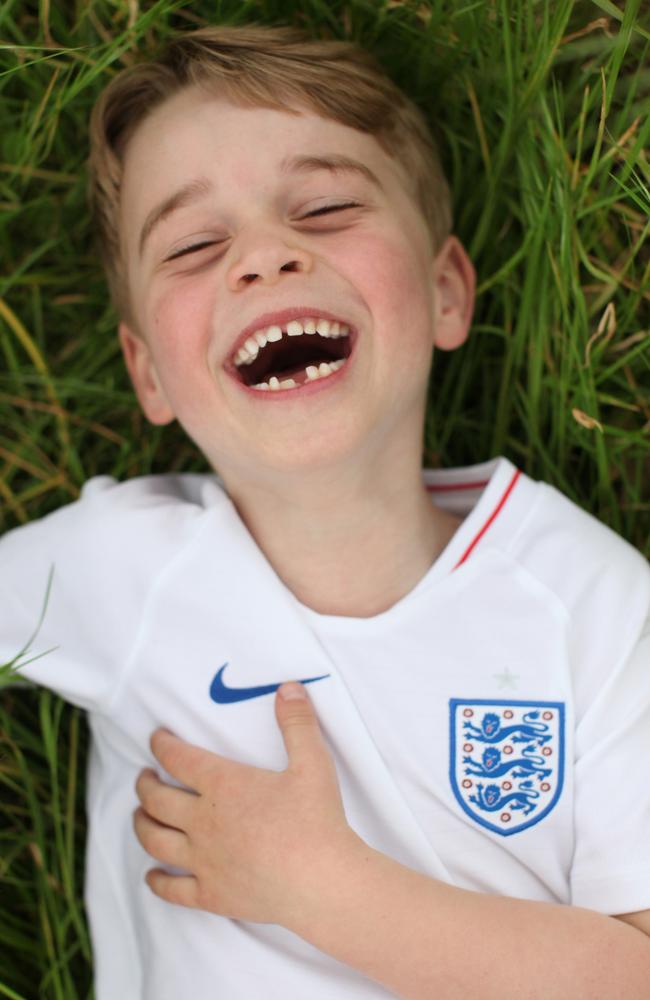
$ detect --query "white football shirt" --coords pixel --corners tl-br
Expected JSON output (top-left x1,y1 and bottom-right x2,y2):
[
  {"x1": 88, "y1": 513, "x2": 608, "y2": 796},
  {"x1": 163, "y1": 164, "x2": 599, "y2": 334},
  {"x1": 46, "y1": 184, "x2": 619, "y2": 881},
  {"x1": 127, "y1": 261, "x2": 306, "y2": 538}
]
[{"x1": 1, "y1": 456, "x2": 648, "y2": 1000}]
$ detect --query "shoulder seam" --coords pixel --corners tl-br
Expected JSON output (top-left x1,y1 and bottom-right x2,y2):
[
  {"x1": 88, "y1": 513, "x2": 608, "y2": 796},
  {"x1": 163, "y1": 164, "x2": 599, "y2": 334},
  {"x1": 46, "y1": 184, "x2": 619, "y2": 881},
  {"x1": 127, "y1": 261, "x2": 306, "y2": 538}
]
[
  {"x1": 498, "y1": 482, "x2": 573, "y2": 622},
  {"x1": 502, "y1": 474, "x2": 545, "y2": 557}
]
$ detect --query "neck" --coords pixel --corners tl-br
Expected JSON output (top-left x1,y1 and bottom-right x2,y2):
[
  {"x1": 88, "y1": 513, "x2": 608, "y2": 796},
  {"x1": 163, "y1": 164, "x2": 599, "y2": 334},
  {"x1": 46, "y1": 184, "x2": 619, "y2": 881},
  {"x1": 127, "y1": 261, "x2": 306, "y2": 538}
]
[{"x1": 218, "y1": 448, "x2": 462, "y2": 619}]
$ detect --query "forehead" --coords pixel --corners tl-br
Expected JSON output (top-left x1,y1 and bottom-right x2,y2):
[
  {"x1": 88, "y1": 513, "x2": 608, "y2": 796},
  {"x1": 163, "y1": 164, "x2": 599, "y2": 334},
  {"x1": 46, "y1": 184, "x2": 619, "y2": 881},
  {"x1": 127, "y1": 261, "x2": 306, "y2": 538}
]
[
  {"x1": 119, "y1": 87, "x2": 410, "y2": 248},
  {"x1": 123, "y1": 85, "x2": 400, "y2": 181}
]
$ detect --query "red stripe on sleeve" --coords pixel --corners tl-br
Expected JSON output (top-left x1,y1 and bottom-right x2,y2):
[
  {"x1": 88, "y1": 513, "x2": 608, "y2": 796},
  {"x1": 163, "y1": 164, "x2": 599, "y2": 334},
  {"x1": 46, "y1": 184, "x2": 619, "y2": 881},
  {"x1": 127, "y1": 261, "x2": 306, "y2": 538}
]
[
  {"x1": 425, "y1": 479, "x2": 490, "y2": 493},
  {"x1": 452, "y1": 469, "x2": 521, "y2": 570}
]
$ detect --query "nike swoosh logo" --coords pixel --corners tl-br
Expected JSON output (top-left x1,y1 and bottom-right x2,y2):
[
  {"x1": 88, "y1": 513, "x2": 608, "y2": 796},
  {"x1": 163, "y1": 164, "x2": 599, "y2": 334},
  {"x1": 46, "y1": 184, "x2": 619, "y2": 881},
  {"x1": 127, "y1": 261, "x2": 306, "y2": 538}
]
[{"x1": 209, "y1": 662, "x2": 331, "y2": 704}]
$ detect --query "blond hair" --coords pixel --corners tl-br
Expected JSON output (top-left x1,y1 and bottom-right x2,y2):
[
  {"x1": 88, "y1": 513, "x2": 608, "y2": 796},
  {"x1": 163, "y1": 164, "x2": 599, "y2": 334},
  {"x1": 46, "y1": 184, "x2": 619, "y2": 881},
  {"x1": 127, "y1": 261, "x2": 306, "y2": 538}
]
[{"x1": 87, "y1": 22, "x2": 452, "y2": 326}]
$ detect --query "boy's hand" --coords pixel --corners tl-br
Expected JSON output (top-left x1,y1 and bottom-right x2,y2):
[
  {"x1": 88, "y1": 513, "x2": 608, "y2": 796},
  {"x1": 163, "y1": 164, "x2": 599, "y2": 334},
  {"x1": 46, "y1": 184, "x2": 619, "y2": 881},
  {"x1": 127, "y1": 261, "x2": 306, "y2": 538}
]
[{"x1": 133, "y1": 681, "x2": 362, "y2": 928}]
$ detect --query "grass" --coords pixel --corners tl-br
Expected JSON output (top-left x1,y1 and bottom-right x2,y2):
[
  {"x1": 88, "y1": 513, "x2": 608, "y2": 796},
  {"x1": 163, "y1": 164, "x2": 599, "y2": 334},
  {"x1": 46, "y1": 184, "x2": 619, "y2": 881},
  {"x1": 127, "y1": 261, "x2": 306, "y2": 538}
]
[{"x1": 0, "y1": 0, "x2": 648, "y2": 995}]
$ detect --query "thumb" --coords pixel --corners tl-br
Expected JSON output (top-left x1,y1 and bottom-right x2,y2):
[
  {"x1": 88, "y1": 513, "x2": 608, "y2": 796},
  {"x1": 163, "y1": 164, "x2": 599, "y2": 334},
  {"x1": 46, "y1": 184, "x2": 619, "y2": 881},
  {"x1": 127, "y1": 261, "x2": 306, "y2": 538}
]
[{"x1": 275, "y1": 682, "x2": 326, "y2": 767}]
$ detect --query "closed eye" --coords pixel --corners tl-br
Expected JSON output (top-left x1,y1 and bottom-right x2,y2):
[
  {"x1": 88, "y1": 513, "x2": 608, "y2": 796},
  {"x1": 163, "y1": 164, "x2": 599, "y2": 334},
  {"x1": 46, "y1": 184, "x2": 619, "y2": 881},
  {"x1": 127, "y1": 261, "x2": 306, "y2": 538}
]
[
  {"x1": 166, "y1": 239, "x2": 222, "y2": 261},
  {"x1": 303, "y1": 201, "x2": 361, "y2": 217},
  {"x1": 166, "y1": 202, "x2": 361, "y2": 261}
]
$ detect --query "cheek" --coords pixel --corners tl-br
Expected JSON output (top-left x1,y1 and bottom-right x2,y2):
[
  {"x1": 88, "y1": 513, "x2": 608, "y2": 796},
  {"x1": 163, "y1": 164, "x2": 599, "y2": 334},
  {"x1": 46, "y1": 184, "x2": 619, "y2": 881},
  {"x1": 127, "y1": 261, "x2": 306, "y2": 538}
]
[
  {"x1": 147, "y1": 282, "x2": 216, "y2": 413},
  {"x1": 149, "y1": 280, "x2": 217, "y2": 373},
  {"x1": 349, "y1": 230, "x2": 434, "y2": 356}
]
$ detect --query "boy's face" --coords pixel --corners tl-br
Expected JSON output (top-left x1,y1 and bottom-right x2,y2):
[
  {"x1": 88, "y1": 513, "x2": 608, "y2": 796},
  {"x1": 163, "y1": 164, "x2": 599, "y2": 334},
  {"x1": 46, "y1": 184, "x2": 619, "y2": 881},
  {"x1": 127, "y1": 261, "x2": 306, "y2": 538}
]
[{"x1": 117, "y1": 87, "x2": 473, "y2": 481}]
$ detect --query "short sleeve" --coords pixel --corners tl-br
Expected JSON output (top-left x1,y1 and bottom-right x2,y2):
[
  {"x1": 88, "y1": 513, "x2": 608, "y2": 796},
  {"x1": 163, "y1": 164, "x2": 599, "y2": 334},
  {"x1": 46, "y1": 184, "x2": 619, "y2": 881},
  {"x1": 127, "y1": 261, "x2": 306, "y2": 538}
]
[
  {"x1": 0, "y1": 474, "x2": 213, "y2": 713},
  {"x1": 570, "y1": 612, "x2": 650, "y2": 914}
]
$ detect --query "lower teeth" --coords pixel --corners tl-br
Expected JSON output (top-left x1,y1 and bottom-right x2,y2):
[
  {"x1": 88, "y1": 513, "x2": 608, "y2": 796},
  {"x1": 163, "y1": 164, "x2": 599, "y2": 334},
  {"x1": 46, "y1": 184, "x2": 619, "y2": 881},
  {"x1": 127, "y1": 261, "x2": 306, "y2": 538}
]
[{"x1": 252, "y1": 358, "x2": 345, "y2": 392}]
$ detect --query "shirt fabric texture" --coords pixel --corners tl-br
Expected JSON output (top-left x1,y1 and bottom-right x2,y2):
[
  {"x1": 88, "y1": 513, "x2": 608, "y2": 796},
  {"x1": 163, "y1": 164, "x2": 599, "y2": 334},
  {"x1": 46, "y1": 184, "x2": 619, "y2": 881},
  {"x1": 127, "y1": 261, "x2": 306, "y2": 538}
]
[{"x1": 1, "y1": 455, "x2": 649, "y2": 1000}]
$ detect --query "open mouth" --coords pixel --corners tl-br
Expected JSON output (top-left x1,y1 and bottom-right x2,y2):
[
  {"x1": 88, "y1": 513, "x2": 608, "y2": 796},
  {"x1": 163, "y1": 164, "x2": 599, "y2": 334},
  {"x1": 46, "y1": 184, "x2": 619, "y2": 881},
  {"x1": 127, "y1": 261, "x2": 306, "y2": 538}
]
[{"x1": 231, "y1": 319, "x2": 354, "y2": 390}]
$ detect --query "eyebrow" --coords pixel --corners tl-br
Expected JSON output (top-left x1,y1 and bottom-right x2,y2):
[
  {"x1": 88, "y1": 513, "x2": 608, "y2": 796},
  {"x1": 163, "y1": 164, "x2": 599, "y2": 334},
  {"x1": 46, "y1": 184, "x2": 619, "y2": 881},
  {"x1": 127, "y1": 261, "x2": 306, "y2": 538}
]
[{"x1": 137, "y1": 153, "x2": 383, "y2": 256}]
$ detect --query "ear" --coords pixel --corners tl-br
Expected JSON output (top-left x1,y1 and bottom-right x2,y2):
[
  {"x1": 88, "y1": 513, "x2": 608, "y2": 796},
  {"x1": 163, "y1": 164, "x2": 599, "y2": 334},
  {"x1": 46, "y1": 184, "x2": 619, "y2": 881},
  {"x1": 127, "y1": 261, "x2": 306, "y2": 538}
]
[
  {"x1": 431, "y1": 235, "x2": 476, "y2": 351},
  {"x1": 118, "y1": 322, "x2": 175, "y2": 425}
]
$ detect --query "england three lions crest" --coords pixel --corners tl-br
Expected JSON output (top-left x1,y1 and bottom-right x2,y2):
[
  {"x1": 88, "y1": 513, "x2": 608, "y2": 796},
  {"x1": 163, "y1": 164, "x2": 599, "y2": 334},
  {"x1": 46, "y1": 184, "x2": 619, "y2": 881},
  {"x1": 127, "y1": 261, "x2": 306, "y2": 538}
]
[{"x1": 449, "y1": 699, "x2": 565, "y2": 836}]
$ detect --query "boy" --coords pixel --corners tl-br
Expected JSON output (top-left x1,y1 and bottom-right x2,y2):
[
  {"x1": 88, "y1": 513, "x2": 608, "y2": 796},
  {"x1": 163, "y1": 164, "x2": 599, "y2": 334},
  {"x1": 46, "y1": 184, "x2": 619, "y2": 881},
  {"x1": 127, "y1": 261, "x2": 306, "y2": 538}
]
[{"x1": 2, "y1": 21, "x2": 649, "y2": 1000}]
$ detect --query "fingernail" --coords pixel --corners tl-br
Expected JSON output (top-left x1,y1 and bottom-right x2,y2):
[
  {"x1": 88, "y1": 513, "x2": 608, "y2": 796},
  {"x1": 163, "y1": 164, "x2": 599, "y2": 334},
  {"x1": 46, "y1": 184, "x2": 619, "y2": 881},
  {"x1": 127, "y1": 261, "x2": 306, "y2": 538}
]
[{"x1": 279, "y1": 681, "x2": 307, "y2": 701}]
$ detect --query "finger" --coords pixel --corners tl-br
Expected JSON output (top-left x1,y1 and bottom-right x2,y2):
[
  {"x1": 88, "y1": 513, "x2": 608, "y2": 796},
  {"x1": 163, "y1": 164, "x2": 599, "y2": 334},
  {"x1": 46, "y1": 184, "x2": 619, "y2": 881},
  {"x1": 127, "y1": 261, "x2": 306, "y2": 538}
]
[
  {"x1": 145, "y1": 868, "x2": 201, "y2": 910},
  {"x1": 275, "y1": 682, "x2": 330, "y2": 768},
  {"x1": 150, "y1": 729, "x2": 221, "y2": 791},
  {"x1": 133, "y1": 806, "x2": 191, "y2": 870},
  {"x1": 135, "y1": 768, "x2": 196, "y2": 830}
]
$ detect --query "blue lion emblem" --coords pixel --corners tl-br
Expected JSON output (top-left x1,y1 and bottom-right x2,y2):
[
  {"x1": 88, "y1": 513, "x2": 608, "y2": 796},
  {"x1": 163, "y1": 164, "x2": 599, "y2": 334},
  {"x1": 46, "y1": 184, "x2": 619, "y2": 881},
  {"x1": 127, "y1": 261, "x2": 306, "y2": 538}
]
[
  {"x1": 464, "y1": 745, "x2": 552, "y2": 780},
  {"x1": 470, "y1": 782, "x2": 540, "y2": 815},
  {"x1": 463, "y1": 711, "x2": 552, "y2": 745},
  {"x1": 449, "y1": 699, "x2": 565, "y2": 836}
]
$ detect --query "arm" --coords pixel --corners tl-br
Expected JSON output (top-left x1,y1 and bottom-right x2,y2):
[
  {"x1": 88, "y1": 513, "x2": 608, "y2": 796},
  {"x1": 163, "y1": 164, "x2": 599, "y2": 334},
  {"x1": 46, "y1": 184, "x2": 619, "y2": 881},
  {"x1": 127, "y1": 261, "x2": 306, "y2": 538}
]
[
  {"x1": 134, "y1": 682, "x2": 650, "y2": 999},
  {"x1": 287, "y1": 835, "x2": 650, "y2": 999}
]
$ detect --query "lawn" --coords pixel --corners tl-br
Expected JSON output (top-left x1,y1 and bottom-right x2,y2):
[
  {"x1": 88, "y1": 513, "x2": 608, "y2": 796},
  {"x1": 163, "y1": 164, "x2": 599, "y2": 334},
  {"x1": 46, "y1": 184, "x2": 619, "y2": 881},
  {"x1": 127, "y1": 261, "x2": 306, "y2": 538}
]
[{"x1": 0, "y1": 1, "x2": 648, "y2": 996}]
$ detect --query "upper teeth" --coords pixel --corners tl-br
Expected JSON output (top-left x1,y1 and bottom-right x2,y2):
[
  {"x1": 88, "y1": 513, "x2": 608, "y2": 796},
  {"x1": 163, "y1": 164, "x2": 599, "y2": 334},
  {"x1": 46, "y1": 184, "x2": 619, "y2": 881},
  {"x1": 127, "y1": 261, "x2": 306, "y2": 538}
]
[{"x1": 234, "y1": 317, "x2": 350, "y2": 366}]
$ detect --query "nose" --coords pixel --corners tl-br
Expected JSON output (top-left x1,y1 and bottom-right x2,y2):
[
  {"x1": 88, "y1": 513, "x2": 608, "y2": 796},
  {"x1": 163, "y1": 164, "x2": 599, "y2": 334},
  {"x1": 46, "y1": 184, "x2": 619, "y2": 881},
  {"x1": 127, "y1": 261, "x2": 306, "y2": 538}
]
[{"x1": 226, "y1": 230, "x2": 313, "y2": 290}]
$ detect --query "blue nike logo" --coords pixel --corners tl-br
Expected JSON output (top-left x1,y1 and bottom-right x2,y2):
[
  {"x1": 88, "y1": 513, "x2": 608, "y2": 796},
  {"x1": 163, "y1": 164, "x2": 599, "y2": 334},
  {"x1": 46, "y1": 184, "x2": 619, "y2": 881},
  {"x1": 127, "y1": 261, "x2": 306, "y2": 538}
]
[{"x1": 209, "y1": 662, "x2": 331, "y2": 704}]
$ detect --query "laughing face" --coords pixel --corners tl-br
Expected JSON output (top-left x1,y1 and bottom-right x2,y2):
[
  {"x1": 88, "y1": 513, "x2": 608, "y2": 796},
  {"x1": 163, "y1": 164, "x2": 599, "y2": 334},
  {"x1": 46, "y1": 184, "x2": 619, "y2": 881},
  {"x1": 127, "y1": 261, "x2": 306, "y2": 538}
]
[{"x1": 117, "y1": 86, "x2": 474, "y2": 484}]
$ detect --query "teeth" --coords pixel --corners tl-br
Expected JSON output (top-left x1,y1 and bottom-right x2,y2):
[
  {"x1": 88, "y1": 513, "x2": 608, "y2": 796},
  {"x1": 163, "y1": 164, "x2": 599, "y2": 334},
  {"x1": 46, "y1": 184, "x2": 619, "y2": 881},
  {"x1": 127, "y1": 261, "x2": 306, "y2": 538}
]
[
  {"x1": 233, "y1": 316, "x2": 350, "y2": 366},
  {"x1": 250, "y1": 357, "x2": 348, "y2": 392},
  {"x1": 244, "y1": 337, "x2": 259, "y2": 359}
]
